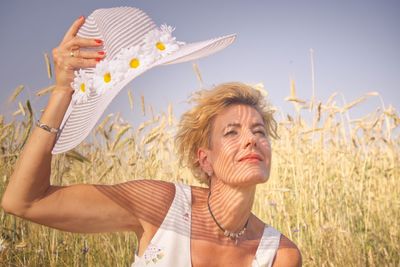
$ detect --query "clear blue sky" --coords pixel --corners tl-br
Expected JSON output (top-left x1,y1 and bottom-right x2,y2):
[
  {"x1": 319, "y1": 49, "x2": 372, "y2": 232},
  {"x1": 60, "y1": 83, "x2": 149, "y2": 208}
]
[{"x1": 1, "y1": 0, "x2": 399, "y2": 128}]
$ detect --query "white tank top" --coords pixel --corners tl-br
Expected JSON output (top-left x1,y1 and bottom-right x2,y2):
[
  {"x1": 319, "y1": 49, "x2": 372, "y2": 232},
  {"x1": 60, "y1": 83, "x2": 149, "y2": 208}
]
[{"x1": 132, "y1": 183, "x2": 281, "y2": 267}]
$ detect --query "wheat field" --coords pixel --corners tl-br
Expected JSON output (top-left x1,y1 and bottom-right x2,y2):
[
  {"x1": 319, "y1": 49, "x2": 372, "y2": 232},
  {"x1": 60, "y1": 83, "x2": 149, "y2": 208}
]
[{"x1": 0, "y1": 71, "x2": 399, "y2": 266}]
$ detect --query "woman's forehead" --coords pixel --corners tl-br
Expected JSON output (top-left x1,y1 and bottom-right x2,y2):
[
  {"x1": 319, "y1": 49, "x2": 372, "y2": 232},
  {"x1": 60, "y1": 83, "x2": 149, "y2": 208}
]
[{"x1": 214, "y1": 104, "x2": 264, "y2": 127}]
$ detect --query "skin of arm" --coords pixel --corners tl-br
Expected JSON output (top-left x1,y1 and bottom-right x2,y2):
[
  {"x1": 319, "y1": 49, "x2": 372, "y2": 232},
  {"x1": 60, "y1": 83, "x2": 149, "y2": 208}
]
[{"x1": 1, "y1": 89, "x2": 72, "y2": 214}]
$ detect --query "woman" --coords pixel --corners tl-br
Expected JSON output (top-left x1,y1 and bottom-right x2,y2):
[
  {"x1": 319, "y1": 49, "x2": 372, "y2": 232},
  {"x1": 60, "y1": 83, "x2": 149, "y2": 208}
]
[{"x1": 1, "y1": 15, "x2": 301, "y2": 266}]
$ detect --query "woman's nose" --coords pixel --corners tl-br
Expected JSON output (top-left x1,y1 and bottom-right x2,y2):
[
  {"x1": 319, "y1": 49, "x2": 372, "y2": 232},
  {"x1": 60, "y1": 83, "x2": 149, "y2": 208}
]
[{"x1": 243, "y1": 131, "x2": 257, "y2": 148}]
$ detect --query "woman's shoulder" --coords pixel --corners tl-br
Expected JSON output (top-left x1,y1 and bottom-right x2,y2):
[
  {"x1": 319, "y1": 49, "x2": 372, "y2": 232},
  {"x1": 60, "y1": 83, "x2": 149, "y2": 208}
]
[
  {"x1": 120, "y1": 179, "x2": 176, "y2": 214},
  {"x1": 141, "y1": 179, "x2": 177, "y2": 204},
  {"x1": 188, "y1": 184, "x2": 209, "y2": 205},
  {"x1": 251, "y1": 216, "x2": 302, "y2": 267},
  {"x1": 128, "y1": 179, "x2": 176, "y2": 193},
  {"x1": 273, "y1": 234, "x2": 302, "y2": 267},
  {"x1": 124, "y1": 180, "x2": 176, "y2": 231}
]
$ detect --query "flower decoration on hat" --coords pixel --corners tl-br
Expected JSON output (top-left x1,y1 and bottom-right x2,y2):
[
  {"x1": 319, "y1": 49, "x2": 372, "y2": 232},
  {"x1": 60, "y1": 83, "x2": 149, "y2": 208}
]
[
  {"x1": 71, "y1": 69, "x2": 92, "y2": 104},
  {"x1": 117, "y1": 45, "x2": 151, "y2": 77},
  {"x1": 143, "y1": 24, "x2": 185, "y2": 60},
  {"x1": 73, "y1": 24, "x2": 185, "y2": 104},
  {"x1": 93, "y1": 60, "x2": 124, "y2": 95}
]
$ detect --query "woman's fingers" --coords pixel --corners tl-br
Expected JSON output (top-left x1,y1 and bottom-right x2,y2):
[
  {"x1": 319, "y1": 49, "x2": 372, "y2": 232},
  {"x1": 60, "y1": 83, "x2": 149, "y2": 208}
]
[
  {"x1": 55, "y1": 49, "x2": 103, "y2": 69},
  {"x1": 54, "y1": 36, "x2": 105, "y2": 71},
  {"x1": 62, "y1": 16, "x2": 85, "y2": 44},
  {"x1": 70, "y1": 49, "x2": 106, "y2": 60},
  {"x1": 64, "y1": 37, "x2": 103, "y2": 51},
  {"x1": 53, "y1": 16, "x2": 106, "y2": 90},
  {"x1": 63, "y1": 57, "x2": 99, "y2": 70}
]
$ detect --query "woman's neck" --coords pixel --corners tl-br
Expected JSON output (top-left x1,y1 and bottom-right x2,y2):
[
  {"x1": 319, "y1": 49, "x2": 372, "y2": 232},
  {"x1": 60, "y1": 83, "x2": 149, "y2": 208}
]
[{"x1": 208, "y1": 178, "x2": 256, "y2": 235}]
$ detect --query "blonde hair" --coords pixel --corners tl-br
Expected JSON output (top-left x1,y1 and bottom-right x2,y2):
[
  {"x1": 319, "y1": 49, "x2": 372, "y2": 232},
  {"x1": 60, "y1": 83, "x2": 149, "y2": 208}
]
[{"x1": 175, "y1": 82, "x2": 278, "y2": 184}]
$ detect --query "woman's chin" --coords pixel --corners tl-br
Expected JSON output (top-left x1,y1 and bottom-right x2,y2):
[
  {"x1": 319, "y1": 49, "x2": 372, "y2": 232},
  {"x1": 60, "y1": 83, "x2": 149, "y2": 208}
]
[
  {"x1": 247, "y1": 174, "x2": 269, "y2": 185},
  {"x1": 225, "y1": 173, "x2": 270, "y2": 187},
  {"x1": 244, "y1": 169, "x2": 270, "y2": 185}
]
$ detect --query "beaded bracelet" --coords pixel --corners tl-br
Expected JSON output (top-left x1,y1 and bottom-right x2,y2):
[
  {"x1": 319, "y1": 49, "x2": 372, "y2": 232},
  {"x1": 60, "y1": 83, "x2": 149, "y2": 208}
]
[{"x1": 36, "y1": 120, "x2": 60, "y2": 133}]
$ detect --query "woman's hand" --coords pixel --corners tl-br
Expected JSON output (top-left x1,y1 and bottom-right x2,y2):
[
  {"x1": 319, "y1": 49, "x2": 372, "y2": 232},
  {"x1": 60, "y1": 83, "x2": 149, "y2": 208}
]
[{"x1": 52, "y1": 16, "x2": 105, "y2": 92}]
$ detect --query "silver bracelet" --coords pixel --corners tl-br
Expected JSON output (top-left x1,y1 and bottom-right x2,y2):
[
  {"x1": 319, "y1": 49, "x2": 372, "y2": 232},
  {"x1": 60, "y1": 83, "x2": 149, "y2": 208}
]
[{"x1": 36, "y1": 120, "x2": 60, "y2": 133}]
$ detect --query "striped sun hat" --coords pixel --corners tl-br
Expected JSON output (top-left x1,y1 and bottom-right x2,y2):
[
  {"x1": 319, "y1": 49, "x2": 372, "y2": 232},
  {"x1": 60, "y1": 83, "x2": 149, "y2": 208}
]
[{"x1": 52, "y1": 6, "x2": 236, "y2": 154}]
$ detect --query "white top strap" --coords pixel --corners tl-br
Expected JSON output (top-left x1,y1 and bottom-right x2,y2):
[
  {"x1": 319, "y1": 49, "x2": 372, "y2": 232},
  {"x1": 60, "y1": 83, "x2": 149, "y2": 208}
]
[
  {"x1": 252, "y1": 226, "x2": 281, "y2": 267},
  {"x1": 132, "y1": 183, "x2": 192, "y2": 267}
]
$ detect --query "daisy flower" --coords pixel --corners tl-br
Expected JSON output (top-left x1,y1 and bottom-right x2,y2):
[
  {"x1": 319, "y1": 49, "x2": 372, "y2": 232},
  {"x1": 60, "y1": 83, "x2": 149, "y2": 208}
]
[
  {"x1": 93, "y1": 59, "x2": 123, "y2": 95},
  {"x1": 142, "y1": 24, "x2": 185, "y2": 60},
  {"x1": 117, "y1": 45, "x2": 151, "y2": 77},
  {"x1": 71, "y1": 69, "x2": 92, "y2": 104}
]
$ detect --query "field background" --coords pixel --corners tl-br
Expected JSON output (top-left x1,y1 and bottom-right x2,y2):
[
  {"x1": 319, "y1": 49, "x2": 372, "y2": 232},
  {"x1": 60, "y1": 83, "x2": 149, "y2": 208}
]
[{"x1": 0, "y1": 75, "x2": 399, "y2": 266}]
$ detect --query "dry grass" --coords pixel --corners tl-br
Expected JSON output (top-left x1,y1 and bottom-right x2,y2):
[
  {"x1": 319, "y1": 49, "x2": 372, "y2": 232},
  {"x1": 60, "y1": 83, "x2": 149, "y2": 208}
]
[{"x1": 0, "y1": 80, "x2": 399, "y2": 266}]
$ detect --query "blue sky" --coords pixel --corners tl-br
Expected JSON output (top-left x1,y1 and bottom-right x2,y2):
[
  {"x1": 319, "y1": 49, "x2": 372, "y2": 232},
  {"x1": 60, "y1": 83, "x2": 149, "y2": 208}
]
[{"x1": 1, "y1": 0, "x2": 399, "y2": 128}]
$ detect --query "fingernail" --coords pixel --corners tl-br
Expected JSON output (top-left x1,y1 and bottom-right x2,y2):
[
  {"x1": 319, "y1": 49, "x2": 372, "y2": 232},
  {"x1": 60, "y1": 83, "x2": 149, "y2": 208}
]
[
  {"x1": 95, "y1": 39, "x2": 103, "y2": 44},
  {"x1": 97, "y1": 51, "x2": 105, "y2": 55},
  {"x1": 96, "y1": 58, "x2": 101, "y2": 62},
  {"x1": 78, "y1": 15, "x2": 84, "y2": 20}
]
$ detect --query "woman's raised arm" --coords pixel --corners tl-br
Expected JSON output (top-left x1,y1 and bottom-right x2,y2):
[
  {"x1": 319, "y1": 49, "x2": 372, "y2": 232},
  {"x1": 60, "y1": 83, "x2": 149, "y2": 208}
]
[
  {"x1": 1, "y1": 16, "x2": 175, "y2": 234},
  {"x1": 1, "y1": 16, "x2": 99, "y2": 214}
]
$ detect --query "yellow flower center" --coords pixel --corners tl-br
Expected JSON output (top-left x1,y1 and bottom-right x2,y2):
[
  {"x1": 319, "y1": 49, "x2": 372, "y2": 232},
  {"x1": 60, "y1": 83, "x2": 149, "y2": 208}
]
[
  {"x1": 130, "y1": 58, "x2": 140, "y2": 68},
  {"x1": 156, "y1": 42, "x2": 166, "y2": 51},
  {"x1": 80, "y1": 83, "x2": 85, "y2": 92},
  {"x1": 103, "y1": 72, "x2": 111, "y2": 83}
]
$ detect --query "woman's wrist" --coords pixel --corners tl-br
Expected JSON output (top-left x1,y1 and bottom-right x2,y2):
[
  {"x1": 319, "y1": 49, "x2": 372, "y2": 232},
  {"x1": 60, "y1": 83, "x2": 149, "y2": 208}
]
[
  {"x1": 52, "y1": 84, "x2": 74, "y2": 95},
  {"x1": 39, "y1": 87, "x2": 73, "y2": 129}
]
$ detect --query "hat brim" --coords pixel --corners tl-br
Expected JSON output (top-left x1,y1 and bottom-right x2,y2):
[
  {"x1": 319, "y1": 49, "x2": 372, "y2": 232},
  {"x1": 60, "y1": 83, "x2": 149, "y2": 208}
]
[{"x1": 52, "y1": 34, "x2": 236, "y2": 154}]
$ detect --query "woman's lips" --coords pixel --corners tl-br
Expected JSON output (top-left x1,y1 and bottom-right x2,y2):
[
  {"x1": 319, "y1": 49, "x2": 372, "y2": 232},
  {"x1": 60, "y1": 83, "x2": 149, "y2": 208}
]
[
  {"x1": 239, "y1": 153, "x2": 263, "y2": 162},
  {"x1": 240, "y1": 157, "x2": 261, "y2": 163}
]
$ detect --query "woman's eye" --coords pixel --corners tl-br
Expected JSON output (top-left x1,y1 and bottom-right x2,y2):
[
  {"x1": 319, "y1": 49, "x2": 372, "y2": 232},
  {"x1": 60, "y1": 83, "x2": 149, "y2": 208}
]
[
  {"x1": 255, "y1": 130, "x2": 266, "y2": 136},
  {"x1": 224, "y1": 130, "x2": 237, "y2": 136}
]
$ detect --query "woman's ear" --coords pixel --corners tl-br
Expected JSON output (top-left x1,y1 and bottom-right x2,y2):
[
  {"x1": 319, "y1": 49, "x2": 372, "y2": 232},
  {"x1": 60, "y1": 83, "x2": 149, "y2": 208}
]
[{"x1": 197, "y1": 147, "x2": 214, "y2": 177}]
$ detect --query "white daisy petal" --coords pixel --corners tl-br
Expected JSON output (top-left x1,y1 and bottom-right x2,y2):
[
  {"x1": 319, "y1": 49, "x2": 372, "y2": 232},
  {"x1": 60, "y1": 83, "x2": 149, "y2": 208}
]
[
  {"x1": 118, "y1": 45, "x2": 151, "y2": 77},
  {"x1": 93, "y1": 60, "x2": 122, "y2": 95},
  {"x1": 142, "y1": 24, "x2": 183, "y2": 60},
  {"x1": 71, "y1": 69, "x2": 92, "y2": 104}
]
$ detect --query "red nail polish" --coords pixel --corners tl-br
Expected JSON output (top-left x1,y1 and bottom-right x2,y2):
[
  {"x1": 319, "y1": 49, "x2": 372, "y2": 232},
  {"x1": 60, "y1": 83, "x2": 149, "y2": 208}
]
[
  {"x1": 95, "y1": 39, "x2": 103, "y2": 44},
  {"x1": 97, "y1": 51, "x2": 105, "y2": 55},
  {"x1": 96, "y1": 58, "x2": 101, "y2": 62},
  {"x1": 78, "y1": 15, "x2": 84, "y2": 20}
]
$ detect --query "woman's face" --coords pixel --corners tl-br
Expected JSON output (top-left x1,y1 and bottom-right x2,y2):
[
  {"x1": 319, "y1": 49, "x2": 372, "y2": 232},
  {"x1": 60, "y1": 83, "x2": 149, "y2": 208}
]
[{"x1": 205, "y1": 104, "x2": 272, "y2": 186}]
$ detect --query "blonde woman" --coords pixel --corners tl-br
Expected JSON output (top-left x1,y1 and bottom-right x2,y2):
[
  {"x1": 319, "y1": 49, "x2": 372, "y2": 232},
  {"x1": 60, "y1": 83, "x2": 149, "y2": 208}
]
[{"x1": 2, "y1": 9, "x2": 301, "y2": 267}]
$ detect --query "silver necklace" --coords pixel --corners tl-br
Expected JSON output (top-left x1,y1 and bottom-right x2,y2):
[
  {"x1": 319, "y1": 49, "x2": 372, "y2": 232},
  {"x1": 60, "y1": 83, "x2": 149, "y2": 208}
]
[{"x1": 207, "y1": 191, "x2": 249, "y2": 244}]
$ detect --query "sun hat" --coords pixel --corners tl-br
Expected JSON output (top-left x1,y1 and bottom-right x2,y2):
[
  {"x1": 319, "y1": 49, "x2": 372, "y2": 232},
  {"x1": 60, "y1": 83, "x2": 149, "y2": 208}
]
[{"x1": 51, "y1": 6, "x2": 236, "y2": 154}]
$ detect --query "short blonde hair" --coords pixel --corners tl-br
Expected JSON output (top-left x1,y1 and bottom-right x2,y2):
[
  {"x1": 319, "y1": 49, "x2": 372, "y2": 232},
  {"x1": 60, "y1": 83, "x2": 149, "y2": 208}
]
[{"x1": 175, "y1": 82, "x2": 278, "y2": 184}]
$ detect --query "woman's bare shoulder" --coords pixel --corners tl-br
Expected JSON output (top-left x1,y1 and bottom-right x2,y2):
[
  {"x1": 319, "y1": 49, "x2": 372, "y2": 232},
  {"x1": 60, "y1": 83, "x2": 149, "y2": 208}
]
[
  {"x1": 121, "y1": 179, "x2": 175, "y2": 193},
  {"x1": 272, "y1": 234, "x2": 302, "y2": 267},
  {"x1": 119, "y1": 179, "x2": 176, "y2": 207},
  {"x1": 110, "y1": 179, "x2": 176, "y2": 222},
  {"x1": 189, "y1": 184, "x2": 209, "y2": 204}
]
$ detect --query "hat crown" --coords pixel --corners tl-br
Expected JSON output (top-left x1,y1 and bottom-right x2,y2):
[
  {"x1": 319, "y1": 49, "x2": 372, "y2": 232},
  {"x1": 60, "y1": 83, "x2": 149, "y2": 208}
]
[{"x1": 77, "y1": 7, "x2": 157, "y2": 60}]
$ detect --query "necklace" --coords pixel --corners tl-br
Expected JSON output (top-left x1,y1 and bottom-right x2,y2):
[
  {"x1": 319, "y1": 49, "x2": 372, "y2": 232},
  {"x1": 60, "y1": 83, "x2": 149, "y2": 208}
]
[{"x1": 207, "y1": 191, "x2": 249, "y2": 244}]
